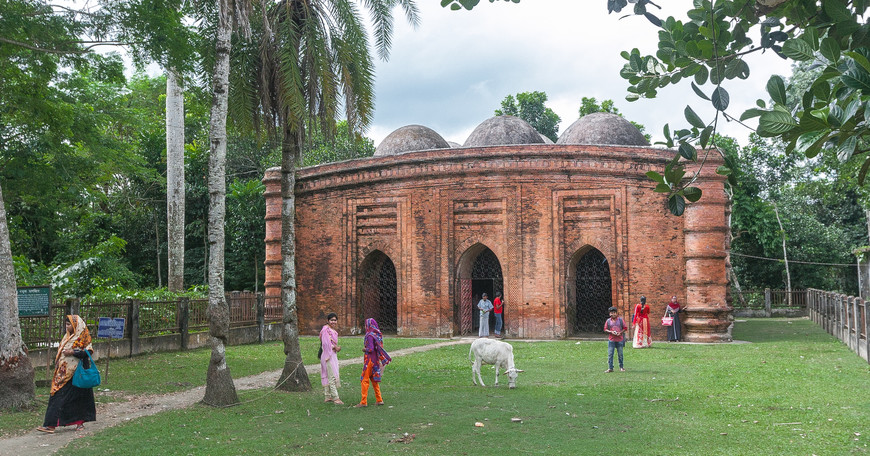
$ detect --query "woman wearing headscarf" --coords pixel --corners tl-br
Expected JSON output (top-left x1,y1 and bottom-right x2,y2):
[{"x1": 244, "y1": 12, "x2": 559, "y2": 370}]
[
  {"x1": 665, "y1": 295, "x2": 684, "y2": 342},
  {"x1": 36, "y1": 315, "x2": 97, "y2": 433},
  {"x1": 632, "y1": 296, "x2": 652, "y2": 348},
  {"x1": 354, "y1": 318, "x2": 391, "y2": 407},
  {"x1": 319, "y1": 312, "x2": 343, "y2": 405}
]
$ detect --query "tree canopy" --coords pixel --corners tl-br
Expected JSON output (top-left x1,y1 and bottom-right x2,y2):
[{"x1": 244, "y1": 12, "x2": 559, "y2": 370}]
[{"x1": 495, "y1": 91, "x2": 561, "y2": 142}]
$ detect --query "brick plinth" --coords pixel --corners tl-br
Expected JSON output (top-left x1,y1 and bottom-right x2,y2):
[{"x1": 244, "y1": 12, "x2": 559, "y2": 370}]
[{"x1": 263, "y1": 144, "x2": 732, "y2": 340}]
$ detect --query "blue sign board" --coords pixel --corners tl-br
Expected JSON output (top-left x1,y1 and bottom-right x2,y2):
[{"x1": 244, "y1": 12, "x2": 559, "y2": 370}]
[{"x1": 97, "y1": 317, "x2": 126, "y2": 339}]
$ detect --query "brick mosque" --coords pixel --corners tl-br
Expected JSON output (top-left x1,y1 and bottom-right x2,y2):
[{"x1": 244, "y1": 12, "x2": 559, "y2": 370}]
[{"x1": 263, "y1": 113, "x2": 733, "y2": 342}]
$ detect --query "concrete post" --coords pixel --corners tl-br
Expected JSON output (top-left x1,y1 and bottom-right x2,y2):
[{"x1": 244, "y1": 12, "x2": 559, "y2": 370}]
[{"x1": 179, "y1": 297, "x2": 190, "y2": 350}]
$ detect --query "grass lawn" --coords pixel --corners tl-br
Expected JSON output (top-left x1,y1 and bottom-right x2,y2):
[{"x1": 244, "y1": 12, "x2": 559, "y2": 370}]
[
  {"x1": 53, "y1": 319, "x2": 870, "y2": 455},
  {"x1": 0, "y1": 336, "x2": 441, "y2": 438}
]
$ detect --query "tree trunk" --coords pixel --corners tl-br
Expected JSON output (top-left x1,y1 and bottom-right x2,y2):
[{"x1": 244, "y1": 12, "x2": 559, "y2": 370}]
[
  {"x1": 202, "y1": 0, "x2": 238, "y2": 407},
  {"x1": 725, "y1": 193, "x2": 746, "y2": 306},
  {"x1": 166, "y1": 68, "x2": 185, "y2": 293},
  {"x1": 773, "y1": 204, "x2": 792, "y2": 306},
  {"x1": 0, "y1": 182, "x2": 35, "y2": 409},
  {"x1": 155, "y1": 215, "x2": 162, "y2": 288},
  {"x1": 276, "y1": 126, "x2": 311, "y2": 392}
]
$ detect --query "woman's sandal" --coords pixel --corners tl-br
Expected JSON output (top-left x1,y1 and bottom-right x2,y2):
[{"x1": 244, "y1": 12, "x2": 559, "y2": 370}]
[
  {"x1": 333, "y1": 400, "x2": 344, "y2": 405},
  {"x1": 353, "y1": 403, "x2": 367, "y2": 408},
  {"x1": 75, "y1": 425, "x2": 85, "y2": 431},
  {"x1": 36, "y1": 426, "x2": 55, "y2": 434},
  {"x1": 324, "y1": 398, "x2": 333, "y2": 403},
  {"x1": 376, "y1": 401, "x2": 385, "y2": 406}
]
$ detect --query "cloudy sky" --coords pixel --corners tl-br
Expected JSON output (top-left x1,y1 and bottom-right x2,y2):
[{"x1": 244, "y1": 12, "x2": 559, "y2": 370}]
[{"x1": 366, "y1": 1, "x2": 793, "y2": 147}]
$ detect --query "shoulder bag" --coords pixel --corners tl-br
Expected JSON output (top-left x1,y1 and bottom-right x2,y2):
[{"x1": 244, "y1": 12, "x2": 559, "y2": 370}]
[
  {"x1": 72, "y1": 350, "x2": 101, "y2": 388},
  {"x1": 661, "y1": 309, "x2": 674, "y2": 326}
]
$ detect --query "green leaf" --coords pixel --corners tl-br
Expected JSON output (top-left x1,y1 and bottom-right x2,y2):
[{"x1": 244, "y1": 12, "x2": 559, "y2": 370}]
[
  {"x1": 794, "y1": 130, "x2": 828, "y2": 157},
  {"x1": 665, "y1": 162, "x2": 686, "y2": 184},
  {"x1": 711, "y1": 87, "x2": 730, "y2": 111},
  {"x1": 716, "y1": 165, "x2": 731, "y2": 175},
  {"x1": 646, "y1": 171, "x2": 665, "y2": 184},
  {"x1": 860, "y1": 156, "x2": 870, "y2": 185},
  {"x1": 684, "y1": 105, "x2": 706, "y2": 128},
  {"x1": 691, "y1": 82, "x2": 710, "y2": 100},
  {"x1": 668, "y1": 194, "x2": 686, "y2": 216},
  {"x1": 758, "y1": 110, "x2": 797, "y2": 134},
  {"x1": 846, "y1": 51, "x2": 870, "y2": 73},
  {"x1": 838, "y1": 135, "x2": 858, "y2": 162},
  {"x1": 841, "y1": 67, "x2": 870, "y2": 92},
  {"x1": 740, "y1": 108, "x2": 765, "y2": 121},
  {"x1": 682, "y1": 187, "x2": 702, "y2": 202},
  {"x1": 820, "y1": 37, "x2": 841, "y2": 62},
  {"x1": 801, "y1": 26, "x2": 820, "y2": 50},
  {"x1": 766, "y1": 75, "x2": 788, "y2": 105},
  {"x1": 679, "y1": 142, "x2": 697, "y2": 160},
  {"x1": 630, "y1": 52, "x2": 643, "y2": 72},
  {"x1": 828, "y1": 105, "x2": 845, "y2": 127},
  {"x1": 782, "y1": 38, "x2": 815, "y2": 61},
  {"x1": 694, "y1": 66, "x2": 708, "y2": 85},
  {"x1": 699, "y1": 126, "x2": 713, "y2": 148},
  {"x1": 824, "y1": 0, "x2": 853, "y2": 22},
  {"x1": 654, "y1": 183, "x2": 672, "y2": 193}
]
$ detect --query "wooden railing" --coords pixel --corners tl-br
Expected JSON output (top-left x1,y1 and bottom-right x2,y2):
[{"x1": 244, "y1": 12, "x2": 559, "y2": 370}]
[
  {"x1": 731, "y1": 288, "x2": 807, "y2": 317},
  {"x1": 807, "y1": 289, "x2": 869, "y2": 364}
]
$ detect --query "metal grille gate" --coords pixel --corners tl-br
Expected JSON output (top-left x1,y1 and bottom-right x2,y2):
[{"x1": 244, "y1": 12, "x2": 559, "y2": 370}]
[
  {"x1": 457, "y1": 248, "x2": 503, "y2": 335},
  {"x1": 573, "y1": 248, "x2": 612, "y2": 334},
  {"x1": 359, "y1": 251, "x2": 398, "y2": 334}
]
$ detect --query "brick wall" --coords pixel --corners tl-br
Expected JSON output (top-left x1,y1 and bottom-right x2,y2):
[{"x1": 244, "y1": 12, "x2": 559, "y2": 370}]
[{"x1": 264, "y1": 144, "x2": 731, "y2": 341}]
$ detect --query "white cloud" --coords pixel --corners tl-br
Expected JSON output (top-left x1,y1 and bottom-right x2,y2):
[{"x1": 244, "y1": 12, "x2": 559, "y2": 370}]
[{"x1": 369, "y1": 1, "x2": 792, "y2": 147}]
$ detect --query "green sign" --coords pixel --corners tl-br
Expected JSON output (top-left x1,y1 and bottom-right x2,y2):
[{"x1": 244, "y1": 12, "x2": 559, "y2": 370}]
[{"x1": 17, "y1": 286, "x2": 51, "y2": 317}]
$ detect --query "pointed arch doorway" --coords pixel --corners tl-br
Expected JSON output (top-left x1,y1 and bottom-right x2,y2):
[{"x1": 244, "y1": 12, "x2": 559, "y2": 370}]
[
  {"x1": 567, "y1": 247, "x2": 612, "y2": 336},
  {"x1": 456, "y1": 245, "x2": 503, "y2": 336},
  {"x1": 358, "y1": 250, "x2": 398, "y2": 334}
]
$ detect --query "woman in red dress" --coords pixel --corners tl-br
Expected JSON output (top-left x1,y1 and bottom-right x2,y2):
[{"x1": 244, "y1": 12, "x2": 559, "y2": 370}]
[{"x1": 632, "y1": 295, "x2": 652, "y2": 348}]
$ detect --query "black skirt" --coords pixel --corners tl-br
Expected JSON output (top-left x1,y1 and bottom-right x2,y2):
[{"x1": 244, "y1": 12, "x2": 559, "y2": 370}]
[{"x1": 43, "y1": 381, "x2": 96, "y2": 427}]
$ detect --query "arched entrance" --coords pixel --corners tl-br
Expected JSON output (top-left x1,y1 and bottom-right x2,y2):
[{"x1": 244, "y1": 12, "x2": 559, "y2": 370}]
[
  {"x1": 358, "y1": 250, "x2": 397, "y2": 334},
  {"x1": 456, "y1": 245, "x2": 503, "y2": 335},
  {"x1": 567, "y1": 247, "x2": 612, "y2": 336}
]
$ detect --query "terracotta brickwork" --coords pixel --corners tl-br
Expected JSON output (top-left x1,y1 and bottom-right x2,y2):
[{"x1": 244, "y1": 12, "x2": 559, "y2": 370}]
[{"x1": 263, "y1": 144, "x2": 732, "y2": 341}]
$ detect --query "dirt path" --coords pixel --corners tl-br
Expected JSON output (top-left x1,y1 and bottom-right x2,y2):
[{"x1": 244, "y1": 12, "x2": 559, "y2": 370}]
[{"x1": 0, "y1": 339, "x2": 471, "y2": 456}]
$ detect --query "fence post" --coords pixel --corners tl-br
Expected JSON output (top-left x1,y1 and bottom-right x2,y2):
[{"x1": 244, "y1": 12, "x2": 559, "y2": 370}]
[
  {"x1": 852, "y1": 296, "x2": 860, "y2": 351},
  {"x1": 764, "y1": 288, "x2": 772, "y2": 317},
  {"x1": 129, "y1": 299, "x2": 140, "y2": 357},
  {"x1": 864, "y1": 298, "x2": 869, "y2": 363},
  {"x1": 257, "y1": 292, "x2": 265, "y2": 343},
  {"x1": 179, "y1": 297, "x2": 190, "y2": 350}
]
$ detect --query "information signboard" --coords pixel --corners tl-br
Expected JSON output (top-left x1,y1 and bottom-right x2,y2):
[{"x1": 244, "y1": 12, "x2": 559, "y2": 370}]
[
  {"x1": 17, "y1": 286, "x2": 51, "y2": 317},
  {"x1": 97, "y1": 318, "x2": 126, "y2": 339}
]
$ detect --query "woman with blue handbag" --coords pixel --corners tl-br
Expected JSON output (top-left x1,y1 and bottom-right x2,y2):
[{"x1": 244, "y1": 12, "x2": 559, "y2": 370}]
[{"x1": 37, "y1": 315, "x2": 97, "y2": 434}]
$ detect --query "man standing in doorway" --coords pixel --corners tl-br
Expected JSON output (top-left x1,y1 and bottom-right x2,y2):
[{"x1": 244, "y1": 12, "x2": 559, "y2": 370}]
[
  {"x1": 477, "y1": 293, "x2": 493, "y2": 337},
  {"x1": 493, "y1": 291, "x2": 504, "y2": 338}
]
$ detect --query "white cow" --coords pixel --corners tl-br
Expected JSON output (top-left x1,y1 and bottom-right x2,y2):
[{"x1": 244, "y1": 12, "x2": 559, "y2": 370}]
[{"x1": 468, "y1": 338, "x2": 523, "y2": 388}]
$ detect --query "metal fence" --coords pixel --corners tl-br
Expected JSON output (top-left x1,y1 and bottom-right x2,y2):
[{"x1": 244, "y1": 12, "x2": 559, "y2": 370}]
[
  {"x1": 21, "y1": 292, "x2": 280, "y2": 351},
  {"x1": 731, "y1": 288, "x2": 807, "y2": 317},
  {"x1": 808, "y1": 289, "x2": 869, "y2": 364}
]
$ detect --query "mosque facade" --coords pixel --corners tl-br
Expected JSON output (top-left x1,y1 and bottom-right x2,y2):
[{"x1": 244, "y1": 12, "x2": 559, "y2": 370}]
[{"x1": 262, "y1": 113, "x2": 733, "y2": 342}]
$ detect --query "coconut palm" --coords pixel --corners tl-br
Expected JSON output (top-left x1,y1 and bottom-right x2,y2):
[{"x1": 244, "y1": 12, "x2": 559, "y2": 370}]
[{"x1": 230, "y1": 0, "x2": 418, "y2": 391}]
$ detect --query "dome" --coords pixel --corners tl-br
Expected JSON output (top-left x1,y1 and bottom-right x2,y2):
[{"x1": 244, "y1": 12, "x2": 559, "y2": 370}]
[
  {"x1": 464, "y1": 115, "x2": 545, "y2": 147},
  {"x1": 447, "y1": 141, "x2": 462, "y2": 148},
  {"x1": 557, "y1": 112, "x2": 649, "y2": 146},
  {"x1": 540, "y1": 133, "x2": 554, "y2": 144},
  {"x1": 375, "y1": 125, "x2": 450, "y2": 156}
]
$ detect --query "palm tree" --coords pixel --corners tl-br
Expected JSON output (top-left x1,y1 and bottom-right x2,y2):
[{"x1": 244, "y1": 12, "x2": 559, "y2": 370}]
[{"x1": 230, "y1": 0, "x2": 418, "y2": 391}]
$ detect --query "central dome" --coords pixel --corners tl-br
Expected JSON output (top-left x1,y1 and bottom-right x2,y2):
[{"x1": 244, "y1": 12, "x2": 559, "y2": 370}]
[
  {"x1": 375, "y1": 125, "x2": 450, "y2": 156},
  {"x1": 464, "y1": 115, "x2": 545, "y2": 147},
  {"x1": 557, "y1": 112, "x2": 649, "y2": 146}
]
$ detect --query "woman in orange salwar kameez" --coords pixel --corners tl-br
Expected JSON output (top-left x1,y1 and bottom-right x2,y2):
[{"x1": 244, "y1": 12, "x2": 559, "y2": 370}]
[
  {"x1": 632, "y1": 296, "x2": 652, "y2": 348},
  {"x1": 354, "y1": 318, "x2": 391, "y2": 407}
]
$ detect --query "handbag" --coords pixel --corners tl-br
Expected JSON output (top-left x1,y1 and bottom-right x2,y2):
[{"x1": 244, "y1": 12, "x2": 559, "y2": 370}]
[
  {"x1": 661, "y1": 310, "x2": 674, "y2": 327},
  {"x1": 72, "y1": 350, "x2": 101, "y2": 388}
]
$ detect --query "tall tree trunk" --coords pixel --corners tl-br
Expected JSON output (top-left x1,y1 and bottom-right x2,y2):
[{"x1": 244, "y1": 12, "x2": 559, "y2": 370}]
[
  {"x1": 0, "y1": 182, "x2": 35, "y2": 409},
  {"x1": 725, "y1": 192, "x2": 746, "y2": 306},
  {"x1": 202, "y1": 0, "x2": 238, "y2": 407},
  {"x1": 155, "y1": 215, "x2": 162, "y2": 288},
  {"x1": 773, "y1": 203, "x2": 792, "y2": 306},
  {"x1": 276, "y1": 126, "x2": 310, "y2": 392},
  {"x1": 166, "y1": 68, "x2": 185, "y2": 293}
]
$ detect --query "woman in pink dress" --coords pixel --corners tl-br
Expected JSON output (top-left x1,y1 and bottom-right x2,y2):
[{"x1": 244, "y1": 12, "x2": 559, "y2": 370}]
[
  {"x1": 632, "y1": 296, "x2": 652, "y2": 348},
  {"x1": 319, "y1": 313, "x2": 343, "y2": 405}
]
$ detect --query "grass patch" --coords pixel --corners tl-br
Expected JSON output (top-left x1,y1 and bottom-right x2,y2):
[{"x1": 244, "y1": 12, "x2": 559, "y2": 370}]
[
  {"x1": 57, "y1": 319, "x2": 870, "y2": 455},
  {"x1": 0, "y1": 336, "x2": 441, "y2": 437}
]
